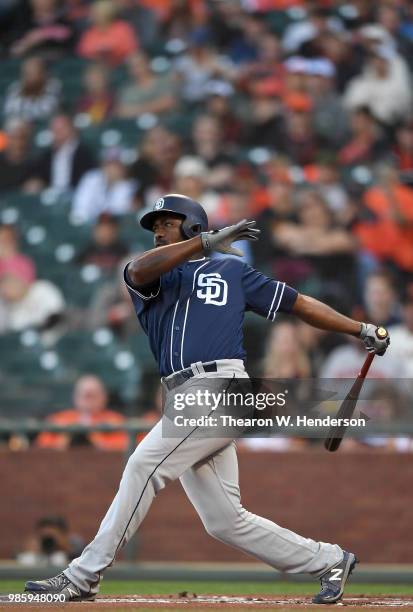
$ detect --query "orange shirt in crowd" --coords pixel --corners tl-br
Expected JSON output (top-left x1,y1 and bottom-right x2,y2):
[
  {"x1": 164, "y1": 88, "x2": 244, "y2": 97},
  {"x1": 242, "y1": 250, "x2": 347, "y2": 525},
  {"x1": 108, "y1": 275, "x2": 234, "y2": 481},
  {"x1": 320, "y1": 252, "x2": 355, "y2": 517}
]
[
  {"x1": 354, "y1": 184, "x2": 413, "y2": 272},
  {"x1": 242, "y1": 0, "x2": 331, "y2": 9},
  {"x1": 137, "y1": 0, "x2": 207, "y2": 21},
  {"x1": 36, "y1": 409, "x2": 129, "y2": 451},
  {"x1": 77, "y1": 21, "x2": 138, "y2": 66}
]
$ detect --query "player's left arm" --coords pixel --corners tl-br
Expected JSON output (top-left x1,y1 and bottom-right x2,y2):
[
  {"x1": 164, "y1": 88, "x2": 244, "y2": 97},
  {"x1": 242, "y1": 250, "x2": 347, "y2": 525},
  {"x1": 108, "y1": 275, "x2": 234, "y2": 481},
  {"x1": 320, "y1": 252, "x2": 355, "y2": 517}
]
[
  {"x1": 242, "y1": 264, "x2": 389, "y2": 354},
  {"x1": 292, "y1": 293, "x2": 360, "y2": 336},
  {"x1": 292, "y1": 293, "x2": 390, "y2": 355}
]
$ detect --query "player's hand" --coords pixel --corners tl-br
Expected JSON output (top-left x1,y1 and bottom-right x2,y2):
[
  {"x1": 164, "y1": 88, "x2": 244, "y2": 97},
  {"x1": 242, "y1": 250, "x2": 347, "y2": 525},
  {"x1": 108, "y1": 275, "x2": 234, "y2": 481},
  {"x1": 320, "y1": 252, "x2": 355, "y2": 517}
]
[
  {"x1": 201, "y1": 219, "x2": 260, "y2": 257},
  {"x1": 359, "y1": 323, "x2": 390, "y2": 356}
]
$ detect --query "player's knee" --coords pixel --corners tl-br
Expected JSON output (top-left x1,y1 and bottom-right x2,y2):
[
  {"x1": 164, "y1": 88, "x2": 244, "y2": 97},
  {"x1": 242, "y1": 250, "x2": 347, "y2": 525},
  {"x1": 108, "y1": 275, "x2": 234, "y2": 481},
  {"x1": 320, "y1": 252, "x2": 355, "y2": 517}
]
[{"x1": 203, "y1": 516, "x2": 236, "y2": 543}]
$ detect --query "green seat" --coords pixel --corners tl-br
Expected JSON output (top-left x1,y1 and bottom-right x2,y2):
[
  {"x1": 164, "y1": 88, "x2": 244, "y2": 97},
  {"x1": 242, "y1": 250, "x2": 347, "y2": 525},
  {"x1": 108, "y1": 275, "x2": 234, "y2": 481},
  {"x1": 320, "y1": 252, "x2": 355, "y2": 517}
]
[
  {"x1": 50, "y1": 57, "x2": 89, "y2": 84},
  {"x1": 122, "y1": 335, "x2": 156, "y2": 369},
  {"x1": 55, "y1": 328, "x2": 119, "y2": 359},
  {"x1": 64, "y1": 266, "x2": 114, "y2": 307},
  {"x1": 119, "y1": 213, "x2": 153, "y2": 251},
  {"x1": 74, "y1": 347, "x2": 141, "y2": 403},
  {"x1": 0, "y1": 330, "x2": 43, "y2": 374},
  {"x1": 4, "y1": 346, "x2": 69, "y2": 385}
]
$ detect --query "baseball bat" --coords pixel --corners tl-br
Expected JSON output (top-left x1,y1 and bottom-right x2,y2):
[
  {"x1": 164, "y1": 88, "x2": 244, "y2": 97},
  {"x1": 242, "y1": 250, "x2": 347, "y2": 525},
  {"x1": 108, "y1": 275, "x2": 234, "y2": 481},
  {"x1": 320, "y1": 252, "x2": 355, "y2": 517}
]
[{"x1": 324, "y1": 327, "x2": 388, "y2": 452}]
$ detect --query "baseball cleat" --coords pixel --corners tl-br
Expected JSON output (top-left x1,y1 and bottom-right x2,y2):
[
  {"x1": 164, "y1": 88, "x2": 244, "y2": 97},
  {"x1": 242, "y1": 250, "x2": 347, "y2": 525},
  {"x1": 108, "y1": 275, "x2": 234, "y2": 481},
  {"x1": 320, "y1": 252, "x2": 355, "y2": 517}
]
[
  {"x1": 312, "y1": 550, "x2": 358, "y2": 604},
  {"x1": 24, "y1": 572, "x2": 95, "y2": 602}
]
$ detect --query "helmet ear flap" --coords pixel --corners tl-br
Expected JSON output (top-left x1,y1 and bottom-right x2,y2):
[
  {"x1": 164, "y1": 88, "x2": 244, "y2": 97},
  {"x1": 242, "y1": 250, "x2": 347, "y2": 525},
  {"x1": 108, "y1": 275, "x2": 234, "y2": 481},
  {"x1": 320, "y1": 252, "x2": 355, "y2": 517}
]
[{"x1": 181, "y1": 219, "x2": 202, "y2": 238}]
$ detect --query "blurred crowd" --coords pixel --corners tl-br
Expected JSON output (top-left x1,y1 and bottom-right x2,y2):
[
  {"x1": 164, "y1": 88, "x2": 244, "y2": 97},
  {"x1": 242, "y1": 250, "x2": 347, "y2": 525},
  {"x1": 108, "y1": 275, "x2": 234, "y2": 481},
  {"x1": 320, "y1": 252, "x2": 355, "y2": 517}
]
[{"x1": 1, "y1": 0, "x2": 413, "y2": 451}]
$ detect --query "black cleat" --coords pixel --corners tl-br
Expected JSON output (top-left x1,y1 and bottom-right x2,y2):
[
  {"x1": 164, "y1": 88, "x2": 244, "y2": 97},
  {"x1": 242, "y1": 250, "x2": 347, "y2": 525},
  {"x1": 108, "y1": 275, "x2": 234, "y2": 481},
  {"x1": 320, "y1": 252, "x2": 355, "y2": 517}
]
[
  {"x1": 312, "y1": 551, "x2": 358, "y2": 604},
  {"x1": 25, "y1": 572, "x2": 95, "y2": 602}
]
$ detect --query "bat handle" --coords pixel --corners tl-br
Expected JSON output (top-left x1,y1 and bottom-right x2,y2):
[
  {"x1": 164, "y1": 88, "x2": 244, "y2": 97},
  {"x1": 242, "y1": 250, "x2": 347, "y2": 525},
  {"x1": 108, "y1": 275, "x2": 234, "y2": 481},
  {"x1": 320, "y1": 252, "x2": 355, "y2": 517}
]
[
  {"x1": 359, "y1": 352, "x2": 375, "y2": 378},
  {"x1": 358, "y1": 327, "x2": 388, "y2": 378}
]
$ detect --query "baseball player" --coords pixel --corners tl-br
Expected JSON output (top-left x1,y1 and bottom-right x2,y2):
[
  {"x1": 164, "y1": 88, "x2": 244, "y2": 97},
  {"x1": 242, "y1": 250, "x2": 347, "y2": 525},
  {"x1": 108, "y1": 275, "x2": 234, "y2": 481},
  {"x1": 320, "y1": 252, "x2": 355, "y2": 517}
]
[{"x1": 25, "y1": 195, "x2": 390, "y2": 604}]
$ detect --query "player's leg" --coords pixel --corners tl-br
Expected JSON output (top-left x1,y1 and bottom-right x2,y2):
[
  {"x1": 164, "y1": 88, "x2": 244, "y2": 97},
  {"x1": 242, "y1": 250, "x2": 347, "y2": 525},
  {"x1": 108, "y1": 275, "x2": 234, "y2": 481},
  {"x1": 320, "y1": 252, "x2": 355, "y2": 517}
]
[
  {"x1": 25, "y1": 417, "x2": 233, "y2": 599},
  {"x1": 180, "y1": 441, "x2": 343, "y2": 577}
]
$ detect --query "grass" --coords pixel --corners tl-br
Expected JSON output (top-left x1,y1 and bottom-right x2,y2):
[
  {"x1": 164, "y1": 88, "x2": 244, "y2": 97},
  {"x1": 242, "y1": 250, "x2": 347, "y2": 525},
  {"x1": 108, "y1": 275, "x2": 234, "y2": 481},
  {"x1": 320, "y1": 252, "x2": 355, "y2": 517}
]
[{"x1": 1, "y1": 579, "x2": 413, "y2": 596}]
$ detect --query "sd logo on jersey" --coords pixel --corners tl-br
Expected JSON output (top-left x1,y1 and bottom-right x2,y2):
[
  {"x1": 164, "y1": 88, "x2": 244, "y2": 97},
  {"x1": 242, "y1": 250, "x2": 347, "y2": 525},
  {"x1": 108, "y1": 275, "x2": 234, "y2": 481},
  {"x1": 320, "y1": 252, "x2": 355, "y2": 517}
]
[{"x1": 196, "y1": 273, "x2": 228, "y2": 306}]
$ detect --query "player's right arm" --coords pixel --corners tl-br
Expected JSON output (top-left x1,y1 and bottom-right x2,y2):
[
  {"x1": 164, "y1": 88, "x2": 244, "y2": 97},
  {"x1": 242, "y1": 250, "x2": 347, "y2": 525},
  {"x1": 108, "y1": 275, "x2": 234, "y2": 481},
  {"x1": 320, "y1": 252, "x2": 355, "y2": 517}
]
[
  {"x1": 127, "y1": 236, "x2": 203, "y2": 286},
  {"x1": 127, "y1": 219, "x2": 260, "y2": 287}
]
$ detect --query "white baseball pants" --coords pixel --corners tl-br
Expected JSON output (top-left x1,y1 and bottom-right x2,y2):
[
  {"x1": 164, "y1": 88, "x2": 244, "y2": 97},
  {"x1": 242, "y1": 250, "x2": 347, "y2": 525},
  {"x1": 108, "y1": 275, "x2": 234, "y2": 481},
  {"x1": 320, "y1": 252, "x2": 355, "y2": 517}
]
[{"x1": 65, "y1": 360, "x2": 342, "y2": 593}]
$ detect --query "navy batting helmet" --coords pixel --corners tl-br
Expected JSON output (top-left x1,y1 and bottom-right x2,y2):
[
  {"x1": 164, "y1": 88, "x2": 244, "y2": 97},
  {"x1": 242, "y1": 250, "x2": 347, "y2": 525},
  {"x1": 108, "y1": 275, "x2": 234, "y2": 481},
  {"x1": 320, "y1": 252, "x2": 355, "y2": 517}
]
[{"x1": 140, "y1": 194, "x2": 208, "y2": 238}]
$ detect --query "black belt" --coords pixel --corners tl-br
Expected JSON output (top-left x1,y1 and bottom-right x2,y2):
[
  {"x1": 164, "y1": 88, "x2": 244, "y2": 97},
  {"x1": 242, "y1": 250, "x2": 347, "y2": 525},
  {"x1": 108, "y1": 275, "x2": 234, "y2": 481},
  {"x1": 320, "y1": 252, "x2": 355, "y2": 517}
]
[{"x1": 163, "y1": 361, "x2": 218, "y2": 391}]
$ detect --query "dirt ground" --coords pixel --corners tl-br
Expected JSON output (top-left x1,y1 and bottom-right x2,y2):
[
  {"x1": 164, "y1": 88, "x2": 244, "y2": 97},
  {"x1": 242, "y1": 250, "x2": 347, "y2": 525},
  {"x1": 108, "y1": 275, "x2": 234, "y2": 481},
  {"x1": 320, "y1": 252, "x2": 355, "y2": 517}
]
[{"x1": 1, "y1": 594, "x2": 413, "y2": 611}]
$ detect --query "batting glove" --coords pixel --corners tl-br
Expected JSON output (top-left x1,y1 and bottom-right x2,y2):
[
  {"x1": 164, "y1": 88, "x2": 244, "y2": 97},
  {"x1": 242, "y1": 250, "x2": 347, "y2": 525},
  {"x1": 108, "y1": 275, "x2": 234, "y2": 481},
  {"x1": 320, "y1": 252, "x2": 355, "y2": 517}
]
[
  {"x1": 201, "y1": 219, "x2": 260, "y2": 257},
  {"x1": 359, "y1": 323, "x2": 390, "y2": 356}
]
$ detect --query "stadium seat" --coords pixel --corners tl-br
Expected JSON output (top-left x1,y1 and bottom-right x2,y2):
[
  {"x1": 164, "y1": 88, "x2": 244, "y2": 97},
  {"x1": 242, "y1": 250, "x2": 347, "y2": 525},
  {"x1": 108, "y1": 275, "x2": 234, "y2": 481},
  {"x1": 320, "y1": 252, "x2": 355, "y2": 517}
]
[
  {"x1": 122, "y1": 334, "x2": 156, "y2": 369},
  {"x1": 119, "y1": 213, "x2": 153, "y2": 251},
  {"x1": 64, "y1": 265, "x2": 114, "y2": 307}
]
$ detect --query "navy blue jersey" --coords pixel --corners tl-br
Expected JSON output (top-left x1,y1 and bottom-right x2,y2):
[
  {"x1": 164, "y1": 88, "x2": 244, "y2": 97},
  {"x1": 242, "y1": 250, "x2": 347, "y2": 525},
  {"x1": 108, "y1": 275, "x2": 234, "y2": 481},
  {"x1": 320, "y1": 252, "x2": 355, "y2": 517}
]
[{"x1": 124, "y1": 256, "x2": 298, "y2": 377}]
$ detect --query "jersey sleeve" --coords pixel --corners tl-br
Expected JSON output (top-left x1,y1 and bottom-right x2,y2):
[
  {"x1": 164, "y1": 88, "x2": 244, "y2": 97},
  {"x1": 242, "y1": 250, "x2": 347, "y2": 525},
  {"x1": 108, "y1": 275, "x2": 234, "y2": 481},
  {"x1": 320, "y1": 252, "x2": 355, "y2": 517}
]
[
  {"x1": 242, "y1": 264, "x2": 298, "y2": 319},
  {"x1": 123, "y1": 263, "x2": 161, "y2": 314}
]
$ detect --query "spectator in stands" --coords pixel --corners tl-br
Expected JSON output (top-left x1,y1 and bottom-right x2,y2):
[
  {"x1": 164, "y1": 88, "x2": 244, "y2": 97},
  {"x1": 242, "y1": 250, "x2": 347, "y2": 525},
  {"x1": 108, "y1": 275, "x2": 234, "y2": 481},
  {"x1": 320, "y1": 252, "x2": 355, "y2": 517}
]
[
  {"x1": 129, "y1": 125, "x2": 182, "y2": 206},
  {"x1": 262, "y1": 321, "x2": 311, "y2": 379},
  {"x1": 210, "y1": 189, "x2": 253, "y2": 260},
  {"x1": 240, "y1": 321, "x2": 310, "y2": 453},
  {"x1": 17, "y1": 516, "x2": 85, "y2": 567},
  {"x1": 355, "y1": 163, "x2": 413, "y2": 275},
  {"x1": 204, "y1": 80, "x2": 241, "y2": 144},
  {"x1": 77, "y1": 0, "x2": 138, "y2": 67},
  {"x1": 241, "y1": 77, "x2": 284, "y2": 148},
  {"x1": 338, "y1": 106, "x2": 386, "y2": 167},
  {"x1": 271, "y1": 188, "x2": 357, "y2": 304},
  {"x1": 313, "y1": 161, "x2": 354, "y2": 225},
  {"x1": 283, "y1": 55, "x2": 309, "y2": 95},
  {"x1": 252, "y1": 178, "x2": 295, "y2": 270},
  {"x1": 174, "y1": 27, "x2": 235, "y2": 104},
  {"x1": 378, "y1": 3, "x2": 413, "y2": 70},
  {"x1": 76, "y1": 213, "x2": 128, "y2": 272},
  {"x1": 277, "y1": 95, "x2": 321, "y2": 166},
  {"x1": 36, "y1": 374, "x2": 128, "y2": 450},
  {"x1": 393, "y1": 121, "x2": 413, "y2": 171},
  {"x1": 160, "y1": 0, "x2": 208, "y2": 44},
  {"x1": 72, "y1": 147, "x2": 136, "y2": 223},
  {"x1": 0, "y1": 119, "x2": 34, "y2": 193},
  {"x1": 237, "y1": 30, "x2": 283, "y2": 94},
  {"x1": 189, "y1": 114, "x2": 234, "y2": 191},
  {"x1": 172, "y1": 155, "x2": 207, "y2": 201},
  {"x1": 319, "y1": 30, "x2": 361, "y2": 93},
  {"x1": 172, "y1": 155, "x2": 220, "y2": 222},
  {"x1": 3, "y1": 56, "x2": 61, "y2": 123},
  {"x1": 362, "y1": 270, "x2": 401, "y2": 328},
  {"x1": 306, "y1": 58, "x2": 349, "y2": 147},
  {"x1": 87, "y1": 258, "x2": 136, "y2": 338},
  {"x1": 224, "y1": 12, "x2": 268, "y2": 66},
  {"x1": 0, "y1": 224, "x2": 35, "y2": 284},
  {"x1": 281, "y1": 6, "x2": 345, "y2": 55},
  {"x1": 387, "y1": 288, "x2": 413, "y2": 378},
  {"x1": 344, "y1": 43, "x2": 412, "y2": 126},
  {"x1": 10, "y1": 0, "x2": 74, "y2": 59},
  {"x1": 319, "y1": 335, "x2": 401, "y2": 380},
  {"x1": 350, "y1": 383, "x2": 413, "y2": 452},
  {"x1": 0, "y1": 267, "x2": 65, "y2": 334},
  {"x1": 26, "y1": 112, "x2": 96, "y2": 192},
  {"x1": 114, "y1": 0, "x2": 158, "y2": 52},
  {"x1": 116, "y1": 51, "x2": 177, "y2": 119},
  {"x1": 76, "y1": 63, "x2": 114, "y2": 124}
]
